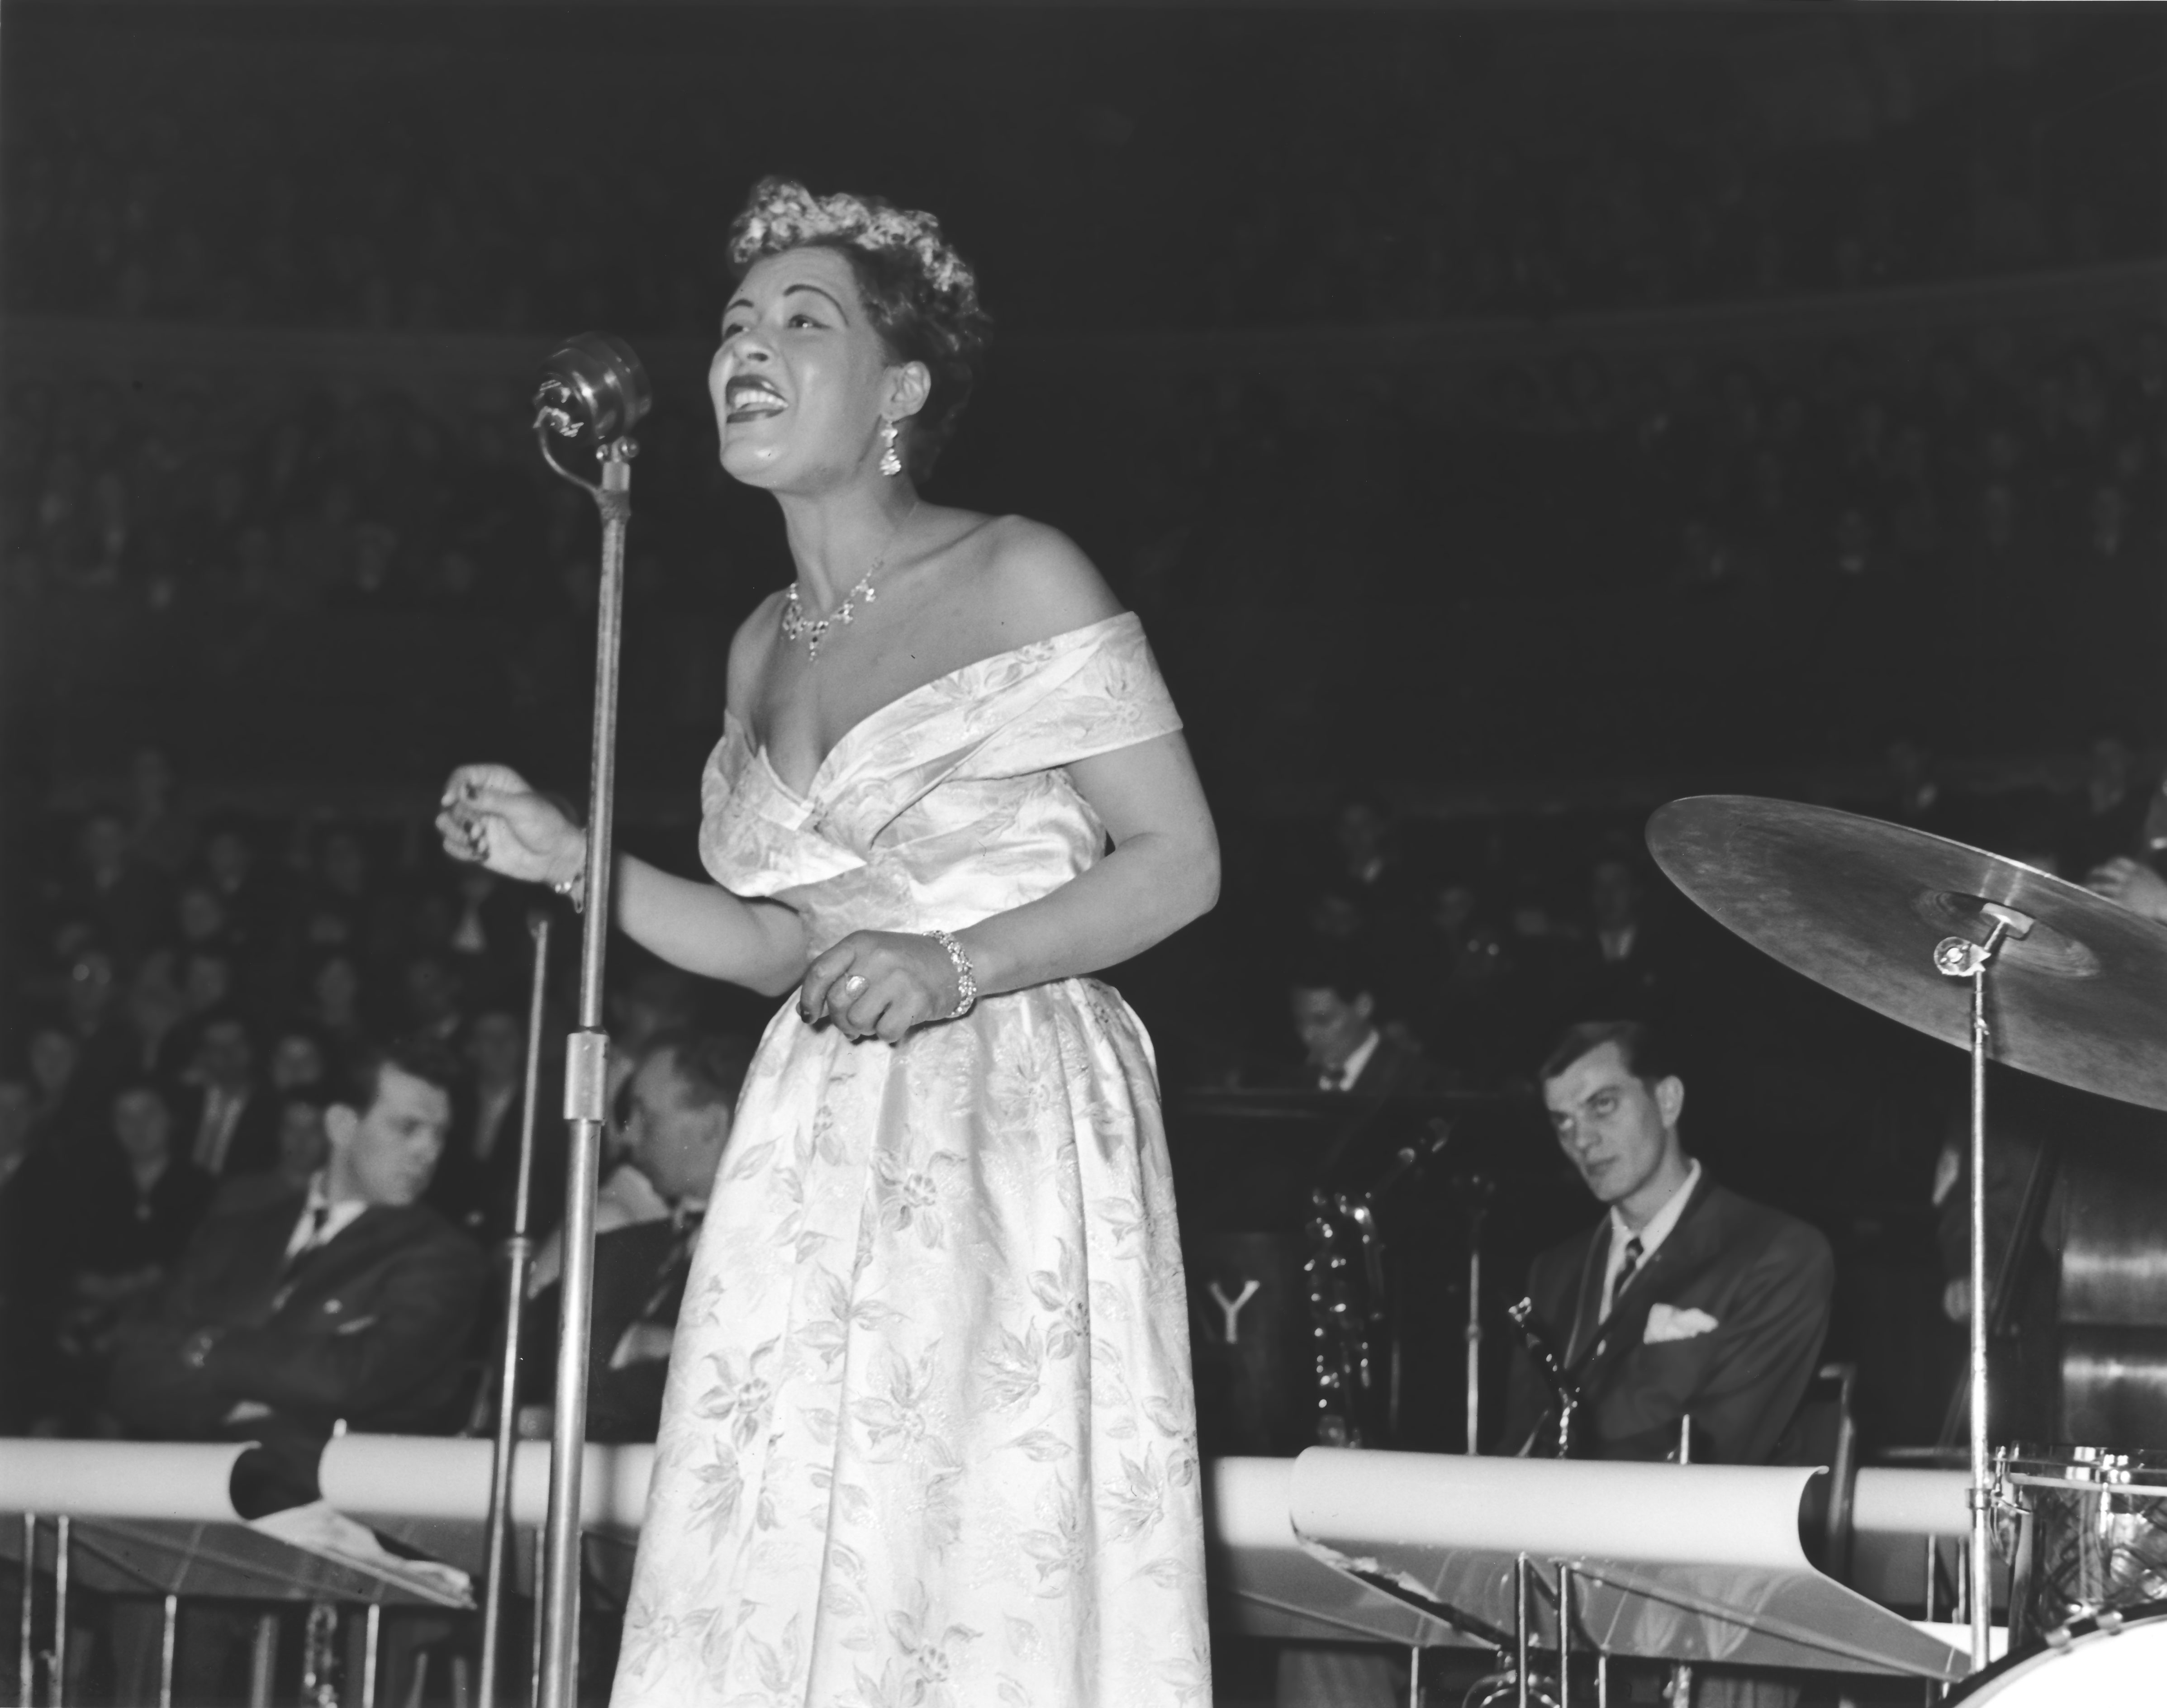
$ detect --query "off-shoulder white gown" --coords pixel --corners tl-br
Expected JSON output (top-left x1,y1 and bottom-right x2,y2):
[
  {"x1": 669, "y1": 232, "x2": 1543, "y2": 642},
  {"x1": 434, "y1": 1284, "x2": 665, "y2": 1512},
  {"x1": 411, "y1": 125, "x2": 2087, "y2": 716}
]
[{"x1": 612, "y1": 613, "x2": 1210, "y2": 1707}]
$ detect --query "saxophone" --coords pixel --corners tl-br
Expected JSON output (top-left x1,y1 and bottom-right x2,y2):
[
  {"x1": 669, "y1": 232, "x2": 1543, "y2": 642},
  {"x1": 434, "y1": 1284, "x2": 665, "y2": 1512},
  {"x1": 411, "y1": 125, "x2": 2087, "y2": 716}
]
[{"x1": 1302, "y1": 1117, "x2": 1453, "y2": 1446}]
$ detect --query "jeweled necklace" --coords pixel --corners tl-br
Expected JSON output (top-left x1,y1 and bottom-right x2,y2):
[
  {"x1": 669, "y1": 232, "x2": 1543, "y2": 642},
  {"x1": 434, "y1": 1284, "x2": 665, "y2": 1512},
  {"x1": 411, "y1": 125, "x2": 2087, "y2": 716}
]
[{"x1": 779, "y1": 499, "x2": 918, "y2": 663}]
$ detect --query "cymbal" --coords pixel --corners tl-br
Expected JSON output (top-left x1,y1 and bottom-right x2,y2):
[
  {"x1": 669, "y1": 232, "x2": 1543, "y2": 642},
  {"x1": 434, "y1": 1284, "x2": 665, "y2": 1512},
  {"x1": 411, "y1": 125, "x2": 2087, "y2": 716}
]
[{"x1": 1646, "y1": 795, "x2": 2167, "y2": 1113}]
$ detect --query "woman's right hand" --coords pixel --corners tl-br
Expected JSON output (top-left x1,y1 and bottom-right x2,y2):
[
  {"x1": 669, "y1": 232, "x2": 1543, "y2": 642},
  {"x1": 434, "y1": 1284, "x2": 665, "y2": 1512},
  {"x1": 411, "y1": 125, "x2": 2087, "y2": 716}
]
[{"x1": 437, "y1": 764, "x2": 584, "y2": 889}]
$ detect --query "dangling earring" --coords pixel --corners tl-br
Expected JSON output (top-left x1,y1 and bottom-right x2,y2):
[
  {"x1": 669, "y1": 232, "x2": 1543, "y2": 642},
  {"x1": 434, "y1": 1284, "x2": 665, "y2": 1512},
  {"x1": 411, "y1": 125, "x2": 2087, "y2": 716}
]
[{"x1": 878, "y1": 419, "x2": 903, "y2": 478}]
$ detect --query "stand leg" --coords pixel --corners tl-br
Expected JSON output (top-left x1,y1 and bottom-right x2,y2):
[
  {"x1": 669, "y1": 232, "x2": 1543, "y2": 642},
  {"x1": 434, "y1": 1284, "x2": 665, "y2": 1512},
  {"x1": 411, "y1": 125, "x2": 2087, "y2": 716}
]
[
  {"x1": 248, "y1": 1614, "x2": 278, "y2": 1708},
  {"x1": 158, "y1": 1595, "x2": 177, "y2": 1708},
  {"x1": 529, "y1": 1529, "x2": 546, "y2": 1708},
  {"x1": 482, "y1": 917, "x2": 551, "y2": 1708},
  {"x1": 19, "y1": 1516, "x2": 33, "y2": 1708},
  {"x1": 1407, "y1": 1643, "x2": 1421, "y2": 1708},
  {"x1": 1515, "y1": 1554, "x2": 1530, "y2": 1708},
  {"x1": 50, "y1": 1516, "x2": 67, "y2": 1708},
  {"x1": 1933, "y1": 917, "x2": 2015, "y2": 1674},
  {"x1": 359, "y1": 1604, "x2": 380, "y2": 1708},
  {"x1": 1558, "y1": 1566, "x2": 1573, "y2": 1707},
  {"x1": 1466, "y1": 1238, "x2": 1483, "y2": 1454}
]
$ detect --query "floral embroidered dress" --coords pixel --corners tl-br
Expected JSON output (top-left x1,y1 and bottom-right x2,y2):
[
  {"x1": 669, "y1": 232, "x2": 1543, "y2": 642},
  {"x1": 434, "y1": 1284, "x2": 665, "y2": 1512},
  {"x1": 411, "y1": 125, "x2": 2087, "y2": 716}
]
[{"x1": 613, "y1": 613, "x2": 1209, "y2": 1708}]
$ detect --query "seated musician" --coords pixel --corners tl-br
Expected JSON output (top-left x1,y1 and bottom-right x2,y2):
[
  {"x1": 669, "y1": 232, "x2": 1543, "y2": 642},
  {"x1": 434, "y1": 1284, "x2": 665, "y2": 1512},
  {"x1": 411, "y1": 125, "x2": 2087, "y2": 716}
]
[
  {"x1": 108, "y1": 1035, "x2": 485, "y2": 1511},
  {"x1": 522, "y1": 1028, "x2": 747, "y2": 1442},
  {"x1": 1288, "y1": 954, "x2": 1441, "y2": 1100},
  {"x1": 1500, "y1": 1020, "x2": 1834, "y2": 1464}
]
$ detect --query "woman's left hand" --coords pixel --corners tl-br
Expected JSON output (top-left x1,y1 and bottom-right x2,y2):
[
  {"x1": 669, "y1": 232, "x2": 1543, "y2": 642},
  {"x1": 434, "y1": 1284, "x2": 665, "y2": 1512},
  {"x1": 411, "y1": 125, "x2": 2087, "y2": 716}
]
[{"x1": 800, "y1": 931, "x2": 965, "y2": 1043}]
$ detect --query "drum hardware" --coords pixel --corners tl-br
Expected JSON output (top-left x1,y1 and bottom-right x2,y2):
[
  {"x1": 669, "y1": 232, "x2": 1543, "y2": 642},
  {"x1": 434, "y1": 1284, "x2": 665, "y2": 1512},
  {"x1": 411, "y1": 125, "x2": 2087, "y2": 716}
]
[
  {"x1": 1457, "y1": 1172, "x2": 1496, "y2": 1456},
  {"x1": 1943, "y1": 1598, "x2": 2167, "y2": 1702},
  {"x1": 17, "y1": 1514, "x2": 69, "y2": 1708},
  {"x1": 1647, "y1": 794, "x2": 2167, "y2": 1673},
  {"x1": 1936, "y1": 1134, "x2": 2060, "y2": 1451},
  {"x1": 1506, "y1": 1300, "x2": 1581, "y2": 1458},
  {"x1": 1460, "y1": 1552, "x2": 1571, "y2": 1708},
  {"x1": 1990, "y1": 1444, "x2": 2167, "y2": 1653}
]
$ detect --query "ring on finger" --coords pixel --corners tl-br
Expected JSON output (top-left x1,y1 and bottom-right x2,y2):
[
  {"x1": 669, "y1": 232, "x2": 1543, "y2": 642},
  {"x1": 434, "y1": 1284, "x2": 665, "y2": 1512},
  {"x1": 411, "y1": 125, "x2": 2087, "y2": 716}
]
[{"x1": 841, "y1": 973, "x2": 868, "y2": 996}]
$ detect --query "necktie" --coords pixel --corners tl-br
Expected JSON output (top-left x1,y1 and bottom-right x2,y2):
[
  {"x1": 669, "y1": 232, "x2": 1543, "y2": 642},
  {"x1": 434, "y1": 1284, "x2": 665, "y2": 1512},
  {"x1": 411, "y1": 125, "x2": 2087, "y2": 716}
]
[
  {"x1": 287, "y1": 1202, "x2": 331, "y2": 1269},
  {"x1": 1611, "y1": 1235, "x2": 1645, "y2": 1314}
]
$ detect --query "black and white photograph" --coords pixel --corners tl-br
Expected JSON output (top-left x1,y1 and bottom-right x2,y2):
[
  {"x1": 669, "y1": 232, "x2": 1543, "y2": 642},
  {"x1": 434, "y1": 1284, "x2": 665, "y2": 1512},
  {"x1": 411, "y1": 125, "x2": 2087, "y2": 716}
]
[{"x1": 1, "y1": 5, "x2": 2164, "y2": 1704}]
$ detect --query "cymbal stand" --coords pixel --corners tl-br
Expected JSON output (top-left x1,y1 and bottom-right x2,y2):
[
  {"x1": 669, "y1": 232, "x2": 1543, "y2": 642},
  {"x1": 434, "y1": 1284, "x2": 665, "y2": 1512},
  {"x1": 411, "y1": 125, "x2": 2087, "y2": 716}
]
[
  {"x1": 478, "y1": 913, "x2": 550, "y2": 1708},
  {"x1": 1933, "y1": 904, "x2": 2030, "y2": 1672},
  {"x1": 1461, "y1": 1173, "x2": 1494, "y2": 1455}
]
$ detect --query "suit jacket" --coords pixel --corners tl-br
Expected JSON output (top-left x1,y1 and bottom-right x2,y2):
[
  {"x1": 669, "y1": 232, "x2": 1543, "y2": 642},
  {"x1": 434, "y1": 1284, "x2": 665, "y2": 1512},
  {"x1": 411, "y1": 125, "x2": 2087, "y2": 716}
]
[
  {"x1": 521, "y1": 1216, "x2": 699, "y2": 1442},
  {"x1": 1499, "y1": 1172, "x2": 1833, "y2": 1465},
  {"x1": 428, "y1": 1083, "x2": 564, "y2": 1247},
  {"x1": 109, "y1": 1172, "x2": 485, "y2": 1441},
  {"x1": 1311, "y1": 1034, "x2": 1455, "y2": 1188},
  {"x1": 171, "y1": 1082, "x2": 281, "y2": 1182}
]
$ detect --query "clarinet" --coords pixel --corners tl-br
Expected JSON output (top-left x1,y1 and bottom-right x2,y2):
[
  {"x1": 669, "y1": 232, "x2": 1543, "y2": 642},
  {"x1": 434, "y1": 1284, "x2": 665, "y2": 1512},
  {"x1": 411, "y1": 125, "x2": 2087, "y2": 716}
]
[{"x1": 1506, "y1": 1297, "x2": 1583, "y2": 1457}]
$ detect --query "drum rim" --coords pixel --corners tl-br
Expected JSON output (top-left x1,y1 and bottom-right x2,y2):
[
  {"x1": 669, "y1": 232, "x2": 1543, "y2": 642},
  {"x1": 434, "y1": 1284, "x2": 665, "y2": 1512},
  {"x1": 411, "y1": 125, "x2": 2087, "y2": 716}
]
[
  {"x1": 1944, "y1": 1598, "x2": 2167, "y2": 1702},
  {"x1": 1997, "y1": 1441, "x2": 2167, "y2": 1489}
]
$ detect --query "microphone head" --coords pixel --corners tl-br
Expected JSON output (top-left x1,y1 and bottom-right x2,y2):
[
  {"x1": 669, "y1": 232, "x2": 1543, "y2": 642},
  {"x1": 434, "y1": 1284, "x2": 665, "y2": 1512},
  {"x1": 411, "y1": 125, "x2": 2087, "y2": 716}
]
[{"x1": 534, "y1": 332, "x2": 653, "y2": 443}]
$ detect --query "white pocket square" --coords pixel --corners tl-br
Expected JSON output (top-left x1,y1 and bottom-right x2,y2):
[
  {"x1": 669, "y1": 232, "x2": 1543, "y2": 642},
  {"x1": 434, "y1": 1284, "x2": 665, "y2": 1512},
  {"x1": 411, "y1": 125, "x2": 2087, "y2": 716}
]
[{"x1": 1644, "y1": 1304, "x2": 1719, "y2": 1344}]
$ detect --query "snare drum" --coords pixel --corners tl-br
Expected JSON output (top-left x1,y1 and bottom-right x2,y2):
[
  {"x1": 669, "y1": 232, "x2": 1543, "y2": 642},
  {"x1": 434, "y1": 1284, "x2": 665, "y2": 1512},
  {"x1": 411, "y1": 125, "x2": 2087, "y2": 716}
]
[
  {"x1": 1993, "y1": 1444, "x2": 2167, "y2": 1650},
  {"x1": 1948, "y1": 1601, "x2": 2167, "y2": 1703}
]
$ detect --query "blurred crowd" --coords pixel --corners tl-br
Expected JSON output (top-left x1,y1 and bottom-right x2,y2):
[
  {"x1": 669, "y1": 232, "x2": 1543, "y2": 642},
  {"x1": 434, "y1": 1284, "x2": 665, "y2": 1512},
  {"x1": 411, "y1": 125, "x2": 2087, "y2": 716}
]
[
  {"x1": 0, "y1": 752, "x2": 773, "y2": 1449},
  {"x1": 9, "y1": 728, "x2": 2158, "y2": 1438},
  {"x1": 3, "y1": 13, "x2": 2157, "y2": 338},
  {"x1": 10, "y1": 313, "x2": 2163, "y2": 797}
]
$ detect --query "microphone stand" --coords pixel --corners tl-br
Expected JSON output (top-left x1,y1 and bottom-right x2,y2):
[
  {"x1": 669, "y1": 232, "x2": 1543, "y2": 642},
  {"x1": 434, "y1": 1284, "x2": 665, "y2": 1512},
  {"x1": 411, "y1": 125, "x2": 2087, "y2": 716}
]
[
  {"x1": 528, "y1": 334, "x2": 650, "y2": 1708},
  {"x1": 478, "y1": 912, "x2": 550, "y2": 1708}
]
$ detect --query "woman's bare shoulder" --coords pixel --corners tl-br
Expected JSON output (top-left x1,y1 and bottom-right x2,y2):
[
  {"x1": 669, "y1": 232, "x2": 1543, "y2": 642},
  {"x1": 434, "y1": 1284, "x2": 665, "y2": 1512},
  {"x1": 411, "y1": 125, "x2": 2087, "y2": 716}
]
[{"x1": 954, "y1": 514, "x2": 1125, "y2": 648}]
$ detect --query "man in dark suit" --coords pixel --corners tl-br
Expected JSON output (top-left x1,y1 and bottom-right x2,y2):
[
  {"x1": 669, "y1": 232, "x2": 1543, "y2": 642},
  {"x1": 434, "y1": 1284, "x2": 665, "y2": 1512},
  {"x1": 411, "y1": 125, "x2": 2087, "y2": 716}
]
[
  {"x1": 170, "y1": 1011, "x2": 280, "y2": 1183},
  {"x1": 1289, "y1": 958, "x2": 1436, "y2": 1101},
  {"x1": 1500, "y1": 1020, "x2": 1833, "y2": 1466},
  {"x1": 428, "y1": 1003, "x2": 562, "y2": 1246},
  {"x1": 522, "y1": 1029, "x2": 748, "y2": 1442},
  {"x1": 109, "y1": 1035, "x2": 485, "y2": 1511}
]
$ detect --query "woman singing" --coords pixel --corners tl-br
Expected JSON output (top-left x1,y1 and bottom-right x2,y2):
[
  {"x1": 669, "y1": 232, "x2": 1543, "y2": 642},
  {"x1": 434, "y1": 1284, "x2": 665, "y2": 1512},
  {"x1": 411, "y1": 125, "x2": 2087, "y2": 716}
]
[{"x1": 439, "y1": 179, "x2": 1217, "y2": 1705}]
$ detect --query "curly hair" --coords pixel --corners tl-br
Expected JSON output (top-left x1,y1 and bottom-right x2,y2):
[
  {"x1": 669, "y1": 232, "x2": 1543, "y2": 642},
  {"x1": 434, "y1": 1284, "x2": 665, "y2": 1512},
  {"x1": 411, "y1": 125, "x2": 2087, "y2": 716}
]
[{"x1": 727, "y1": 176, "x2": 993, "y2": 482}]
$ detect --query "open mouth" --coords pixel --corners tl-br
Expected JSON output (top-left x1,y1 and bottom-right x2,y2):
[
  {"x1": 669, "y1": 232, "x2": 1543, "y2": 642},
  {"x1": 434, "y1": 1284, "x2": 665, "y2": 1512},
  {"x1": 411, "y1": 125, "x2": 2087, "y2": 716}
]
[{"x1": 724, "y1": 377, "x2": 787, "y2": 424}]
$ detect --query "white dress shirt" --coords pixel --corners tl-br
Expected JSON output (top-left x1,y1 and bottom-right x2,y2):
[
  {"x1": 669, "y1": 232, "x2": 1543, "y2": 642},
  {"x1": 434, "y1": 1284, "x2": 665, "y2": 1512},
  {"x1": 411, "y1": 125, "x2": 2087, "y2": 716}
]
[
  {"x1": 283, "y1": 1172, "x2": 369, "y2": 1262},
  {"x1": 192, "y1": 1085, "x2": 251, "y2": 1176},
  {"x1": 1600, "y1": 1157, "x2": 1701, "y2": 1320},
  {"x1": 1320, "y1": 1029, "x2": 1382, "y2": 1093}
]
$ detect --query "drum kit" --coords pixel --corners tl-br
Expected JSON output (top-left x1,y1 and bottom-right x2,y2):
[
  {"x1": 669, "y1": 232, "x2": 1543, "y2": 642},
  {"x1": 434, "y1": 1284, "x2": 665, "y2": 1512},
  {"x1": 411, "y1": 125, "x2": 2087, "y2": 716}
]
[{"x1": 1649, "y1": 795, "x2": 2167, "y2": 1699}]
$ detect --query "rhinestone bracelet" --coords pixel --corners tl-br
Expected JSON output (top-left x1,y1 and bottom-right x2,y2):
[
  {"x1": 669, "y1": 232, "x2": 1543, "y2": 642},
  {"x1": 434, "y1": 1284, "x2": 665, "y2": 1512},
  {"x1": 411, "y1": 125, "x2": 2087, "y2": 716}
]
[{"x1": 925, "y1": 928, "x2": 978, "y2": 1020}]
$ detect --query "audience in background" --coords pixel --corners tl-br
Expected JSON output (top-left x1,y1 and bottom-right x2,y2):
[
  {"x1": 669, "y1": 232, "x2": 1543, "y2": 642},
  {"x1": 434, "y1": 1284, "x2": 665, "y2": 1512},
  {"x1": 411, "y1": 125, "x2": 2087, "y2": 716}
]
[{"x1": 522, "y1": 1029, "x2": 750, "y2": 1443}]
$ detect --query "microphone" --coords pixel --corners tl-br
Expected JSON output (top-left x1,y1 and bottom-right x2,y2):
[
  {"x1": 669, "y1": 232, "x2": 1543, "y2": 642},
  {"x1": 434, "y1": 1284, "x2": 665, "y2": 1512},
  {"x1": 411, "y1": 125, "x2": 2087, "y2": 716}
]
[{"x1": 534, "y1": 332, "x2": 653, "y2": 445}]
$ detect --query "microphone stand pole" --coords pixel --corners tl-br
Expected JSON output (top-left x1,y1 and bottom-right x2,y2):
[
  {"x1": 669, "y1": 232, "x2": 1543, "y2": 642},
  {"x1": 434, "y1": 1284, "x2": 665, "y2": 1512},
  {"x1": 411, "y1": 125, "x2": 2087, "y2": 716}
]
[
  {"x1": 478, "y1": 912, "x2": 550, "y2": 1708},
  {"x1": 537, "y1": 435, "x2": 633, "y2": 1708},
  {"x1": 524, "y1": 331, "x2": 648, "y2": 1708}
]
